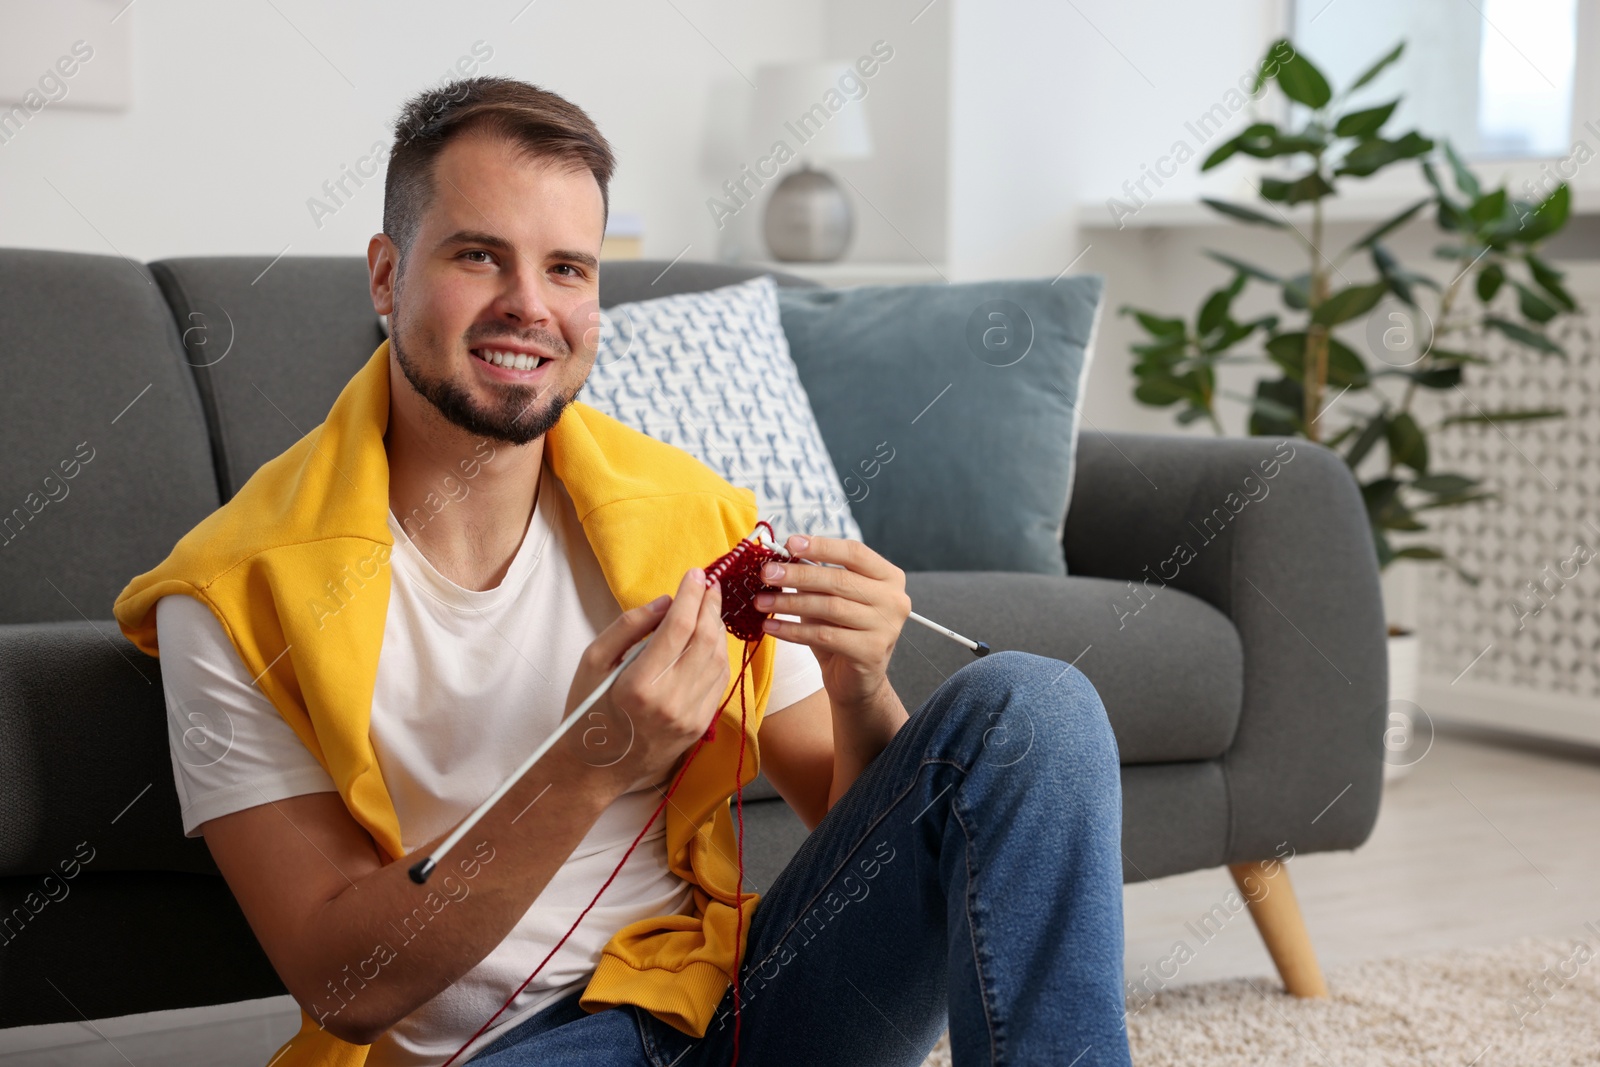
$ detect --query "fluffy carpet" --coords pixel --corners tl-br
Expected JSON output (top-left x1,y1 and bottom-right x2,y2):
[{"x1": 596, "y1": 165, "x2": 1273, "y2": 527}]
[{"x1": 916, "y1": 936, "x2": 1600, "y2": 1065}]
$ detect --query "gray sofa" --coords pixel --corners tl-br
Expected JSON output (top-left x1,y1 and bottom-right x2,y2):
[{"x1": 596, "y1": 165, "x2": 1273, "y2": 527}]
[{"x1": 0, "y1": 250, "x2": 1387, "y2": 1027}]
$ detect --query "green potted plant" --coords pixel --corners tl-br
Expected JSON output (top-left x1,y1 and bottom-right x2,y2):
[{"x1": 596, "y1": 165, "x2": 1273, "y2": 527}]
[{"x1": 1121, "y1": 39, "x2": 1578, "y2": 775}]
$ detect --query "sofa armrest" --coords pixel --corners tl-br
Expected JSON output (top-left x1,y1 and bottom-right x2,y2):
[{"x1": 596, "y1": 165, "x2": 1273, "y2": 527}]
[
  {"x1": 1064, "y1": 431, "x2": 1388, "y2": 863},
  {"x1": 0, "y1": 620, "x2": 218, "y2": 878}
]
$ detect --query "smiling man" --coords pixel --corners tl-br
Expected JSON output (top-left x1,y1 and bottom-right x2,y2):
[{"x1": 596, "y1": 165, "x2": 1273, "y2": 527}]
[{"x1": 113, "y1": 77, "x2": 1131, "y2": 1067}]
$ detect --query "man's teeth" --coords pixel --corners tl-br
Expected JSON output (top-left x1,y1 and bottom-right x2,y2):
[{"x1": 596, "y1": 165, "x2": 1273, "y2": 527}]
[{"x1": 477, "y1": 349, "x2": 547, "y2": 371}]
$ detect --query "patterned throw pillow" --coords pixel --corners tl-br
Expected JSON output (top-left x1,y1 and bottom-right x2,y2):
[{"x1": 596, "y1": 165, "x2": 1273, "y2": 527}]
[{"x1": 584, "y1": 275, "x2": 864, "y2": 544}]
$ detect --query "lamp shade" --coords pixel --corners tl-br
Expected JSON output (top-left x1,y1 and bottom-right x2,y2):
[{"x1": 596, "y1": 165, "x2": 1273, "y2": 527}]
[{"x1": 751, "y1": 62, "x2": 874, "y2": 161}]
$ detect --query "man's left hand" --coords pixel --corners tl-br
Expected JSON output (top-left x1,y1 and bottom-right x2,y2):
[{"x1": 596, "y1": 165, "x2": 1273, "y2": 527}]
[{"x1": 752, "y1": 535, "x2": 911, "y2": 711}]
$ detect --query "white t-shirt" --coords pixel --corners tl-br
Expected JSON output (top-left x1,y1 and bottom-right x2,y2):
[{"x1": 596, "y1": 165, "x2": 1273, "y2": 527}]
[{"x1": 154, "y1": 461, "x2": 823, "y2": 1066}]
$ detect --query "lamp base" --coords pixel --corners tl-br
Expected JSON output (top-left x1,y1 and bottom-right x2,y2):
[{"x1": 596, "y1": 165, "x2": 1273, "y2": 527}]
[{"x1": 763, "y1": 166, "x2": 854, "y2": 263}]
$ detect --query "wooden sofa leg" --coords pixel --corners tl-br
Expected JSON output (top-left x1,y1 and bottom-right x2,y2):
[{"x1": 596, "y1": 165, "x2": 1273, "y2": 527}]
[{"x1": 1227, "y1": 860, "x2": 1329, "y2": 998}]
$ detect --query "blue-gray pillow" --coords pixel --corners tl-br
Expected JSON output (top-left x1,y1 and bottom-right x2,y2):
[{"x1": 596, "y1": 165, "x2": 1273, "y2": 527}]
[{"x1": 776, "y1": 275, "x2": 1104, "y2": 575}]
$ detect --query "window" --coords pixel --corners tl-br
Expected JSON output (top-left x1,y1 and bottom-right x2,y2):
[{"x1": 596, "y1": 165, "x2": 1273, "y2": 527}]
[{"x1": 1293, "y1": 0, "x2": 1578, "y2": 160}]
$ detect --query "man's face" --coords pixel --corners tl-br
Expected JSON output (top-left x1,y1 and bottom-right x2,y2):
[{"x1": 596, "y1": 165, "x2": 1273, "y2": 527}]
[{"x1": 384, "y1": 131, "x2": 605, "y2": 446}]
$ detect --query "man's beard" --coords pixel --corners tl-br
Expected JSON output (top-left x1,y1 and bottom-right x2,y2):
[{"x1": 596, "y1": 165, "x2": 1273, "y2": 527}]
[{"x1": 390, "y1": 324, "x2": 577, "y2": 446}]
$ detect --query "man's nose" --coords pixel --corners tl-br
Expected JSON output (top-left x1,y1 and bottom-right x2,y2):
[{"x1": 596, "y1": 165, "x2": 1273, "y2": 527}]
[{"x1": 494, "y1": 270, "x2": 555, "y2": 326}]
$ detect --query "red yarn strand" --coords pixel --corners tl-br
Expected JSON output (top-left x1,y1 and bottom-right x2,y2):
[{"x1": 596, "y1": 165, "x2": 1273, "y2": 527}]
[{"x1": 441, "y1": 532, "x2": 776, "y2": 1067}]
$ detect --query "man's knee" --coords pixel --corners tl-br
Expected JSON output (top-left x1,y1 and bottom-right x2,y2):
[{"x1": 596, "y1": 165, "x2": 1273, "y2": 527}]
[{"x1": 940, "y1": 650, "x2": 1119, "y2": 771}]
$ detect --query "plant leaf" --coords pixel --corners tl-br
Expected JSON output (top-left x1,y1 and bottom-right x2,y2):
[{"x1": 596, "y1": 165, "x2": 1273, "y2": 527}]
[
  {"x1": 1348, "y1": 42, "x2": 1404, "y2": 93},
  {"x1": 1248, "y1": 377, "x2": 1303, "y2": 435},
  {"x1": 1362, "y1": 476, "x2": 1401, "y2": 518},
  {"x1": 1313, "y1": 281, "x2": 1389, "y2": 325},
  {"x1": 1415, "y1": 490, "x2": 1496, "y2": 510},
  {"x1": 1467, "y1": 188, "x2": 1507, "y2": 228},
  {"x1": 1122, "y1": 306, "x2": 1187, "y2": 338},
  {"x1": 1281, "y1": 272, "x2": 1312, "y2": 310},
  {"x1": 1484, "y1": 316, "x2": 1564, "y2": 356},
  {"x1": 1201, "y1": 197, "x2": 1287, "y2": 228},
  {"x1": 1514, "y1": 282, "x2": 1559, "y2": 324},
  {"x1": 1335, "y1": 101, "x2": 1398, "y2": 139},
  {"x1": 1132, "y1": 337, "x2": 1186, "y2": 361},
  {"x1": 1205, "y1": 250, "x2": 1281, "y2": 282},
  {"x1": 1437, "y1": 407, "x2": 1566, "y2": 428},
  {"x1": 1387, "y1": 411, "x2": 1428, "y2": 473},
  {"x1": 1517, "y1": 184, "x2": 1570, "y2": 241},
  {"x1": 1443, "y1": 141, "x2": 1481, "y2": 200},
  {"x1": 1372, "y1": 526, "x2": 1395, "y2": 568},
  {"x1": 1476, "y1": 263, "x2": 1504, "y2": 303},
  {"x1": 1427, "y1": 348, "x2": 1490, "y2": 365},
  {"x1": 1261, "y1": 172, "x2": 1335, "y2": 204},
  {"x1": 1350, "y1": 197, "x2": 1431, "y2": 250},
  {"x1": 1526, "y1": 253, "x2": 1577, "y2": 312},
  {"x1": 1197, "y1": 273, "x2": 1248, "y2": 336},
  {"x1": 1411, "y1": 473, "x2": 1478, "y2": 495},
  {"x1": 1134, "y1": 375, "x2": 1194, "y2": 407},
  {"x1": 1347, "y1": 411, "x2": 1390, "y2": 468},
  {"x1": 1400, "y1": 365, "x2": 1463, "y2": 389},
  {"x1": 1202, "y1": 314, "x2": 1276, "y2": 354},
  {"x1": 1370, "y1": 243, "x2": 1414, "y2": 305},
  {"x1": 1274, "y1": 48, "x2": 1333, "y2": 108},
  {"x1": 1253, "y1": 40, "x2": 1302, "y2": 93},
  {"x1": 1202, "y1": 122, "x2": 1276, "y2": 171},
  {"x1": 1266, "y1": 331, "x2": 1371, "y2": 387},
  {"x1": 1337, "y1": 132, "x2": 1434, "y2": 178}
]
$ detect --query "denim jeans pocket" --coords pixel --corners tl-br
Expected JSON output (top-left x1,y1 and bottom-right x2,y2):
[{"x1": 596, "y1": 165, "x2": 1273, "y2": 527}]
[{"x1": 629, "y1": 1003, "x2": 702, "y2": 1067}]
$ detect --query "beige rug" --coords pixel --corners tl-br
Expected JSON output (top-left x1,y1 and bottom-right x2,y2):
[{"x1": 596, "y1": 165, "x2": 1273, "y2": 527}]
[{"x1": 918, "y1": 936, "x2": 1600, "y2": 1066}]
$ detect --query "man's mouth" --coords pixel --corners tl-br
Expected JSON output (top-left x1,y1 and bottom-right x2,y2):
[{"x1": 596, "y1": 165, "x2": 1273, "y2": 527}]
[{"x1": 470, "y1": 346, "x2": 551, "y2": 373}]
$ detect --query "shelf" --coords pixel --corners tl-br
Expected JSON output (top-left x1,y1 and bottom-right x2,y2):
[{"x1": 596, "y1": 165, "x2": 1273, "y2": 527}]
[
  {"x1": 740, "y1": 260, "x2": 949, "y2": 286},
  {"x1": 1079, "y1": 184, "x2": 1600, "y2": 232}
]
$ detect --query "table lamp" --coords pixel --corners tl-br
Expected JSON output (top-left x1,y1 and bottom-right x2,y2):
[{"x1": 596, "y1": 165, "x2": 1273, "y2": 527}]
[{"x1": 751, "y1": 62, "x2": 875, "y2": 262}]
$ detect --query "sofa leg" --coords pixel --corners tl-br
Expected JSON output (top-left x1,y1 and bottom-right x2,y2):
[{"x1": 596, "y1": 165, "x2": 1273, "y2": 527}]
[{"x1": 1227, "y1": 860, "x2": 1329, "y2": 998}]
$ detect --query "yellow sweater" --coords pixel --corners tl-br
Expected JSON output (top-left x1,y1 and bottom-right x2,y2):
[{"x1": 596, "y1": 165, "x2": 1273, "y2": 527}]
[{"x1": 113, "y1": 340, "x2": 775, "y2": 1065}]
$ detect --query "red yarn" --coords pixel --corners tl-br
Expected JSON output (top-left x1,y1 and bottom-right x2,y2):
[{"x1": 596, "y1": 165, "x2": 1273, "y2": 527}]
[
  {"x1": 441, "y1": 528, "x2": 785, "y2": 1067},
  {"x1": 706, "y1": 520, "x2": 788, "y2": 642}
]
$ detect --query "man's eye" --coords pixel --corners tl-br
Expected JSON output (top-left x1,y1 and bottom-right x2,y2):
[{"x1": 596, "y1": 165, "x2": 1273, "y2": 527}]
[
  {"x1": 552, "y1": 264, "x2": 579, "y2": 277},
  {"x1": 461, "y1": 250, "x2": 492, "y2": 263}
]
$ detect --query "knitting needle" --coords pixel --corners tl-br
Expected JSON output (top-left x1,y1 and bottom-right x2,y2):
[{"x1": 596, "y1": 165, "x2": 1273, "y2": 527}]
[
  {"x1": 409, "y1": 636, "x2": 651, "y2": 884},
  {"x1": 908, "y1": 610, "x2": 990, "y2": 657},
  {"x1": 782, "y1": 555, "x2": 990, "y2": 657},
  {"x1": 412, "y1": 538, "x2": 988, "y2": 883}
]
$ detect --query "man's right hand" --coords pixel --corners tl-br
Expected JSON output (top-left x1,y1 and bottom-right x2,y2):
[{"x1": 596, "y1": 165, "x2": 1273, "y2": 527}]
[{"x1": 561, "y1": 566, "x2": 732, "y2": 795}]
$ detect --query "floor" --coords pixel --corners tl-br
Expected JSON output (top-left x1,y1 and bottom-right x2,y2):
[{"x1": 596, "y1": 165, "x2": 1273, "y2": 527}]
[
  {"x1": 4, "y1": 725, "x2": 1598, "y2": 1065},
  {"x1": 1123, "y1": 723, "x2": 1600, "y2": 989}
]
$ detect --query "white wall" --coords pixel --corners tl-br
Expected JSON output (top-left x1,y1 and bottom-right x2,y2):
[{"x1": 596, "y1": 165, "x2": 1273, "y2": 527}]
[
  {"x1": 944, "y1": 0, "x2": 1282, "y2": 433},
  {"x1": 2, "y1": 0, "x2": 1372, "y2": 440},
  {"x1": 0, "y1": 0, "x2": 830, "y2": 262}
]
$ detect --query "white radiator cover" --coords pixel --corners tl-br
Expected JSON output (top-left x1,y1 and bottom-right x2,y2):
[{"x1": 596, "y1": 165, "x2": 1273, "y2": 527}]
[{"x1": 1415, "y1": 262, "x2": 1600, "y2": 745}]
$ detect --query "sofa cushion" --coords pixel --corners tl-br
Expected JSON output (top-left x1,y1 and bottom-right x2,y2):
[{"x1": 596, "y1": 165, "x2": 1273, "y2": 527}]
[
  {"x1": 599, "y1": 259, "x2": 820, "y2": 305},
  {"x1": 149, "y1": 256, "x2": 384, "y2": 499},
  {"x1": 588, "y1": 275, "x2": 864, "y2": 542},
  {"x1": 0, "y1": 249, "x2": 220, "y2": 623},
  {"x1": 887, "y1": 572, "x2": 1243, "y2": 764},
  {"x1": 777, "y1": 276, "x2": 1105, "y2": 576}
]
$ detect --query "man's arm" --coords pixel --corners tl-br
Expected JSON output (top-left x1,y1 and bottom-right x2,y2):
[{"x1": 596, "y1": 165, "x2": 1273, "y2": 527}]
[
  {"x1": 201, "y1": 748, "x2": 617, "y2": 1044},
  {"x1": 192, "y1": 567, "x2": 731, "y2": 1045},
  {"x1": 758, "y1": 689, "x2": 833, "y2": 831}
]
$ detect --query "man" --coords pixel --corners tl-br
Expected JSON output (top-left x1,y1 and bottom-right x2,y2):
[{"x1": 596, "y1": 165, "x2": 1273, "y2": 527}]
[{"x1": 113, "y1": 77, "x2": 1131, "y2": 1067}]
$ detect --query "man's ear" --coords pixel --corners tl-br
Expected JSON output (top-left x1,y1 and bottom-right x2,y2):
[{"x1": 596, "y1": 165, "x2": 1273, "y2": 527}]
[{"x1": 368, "y1": 232, "x2": 399, "y2": 317}]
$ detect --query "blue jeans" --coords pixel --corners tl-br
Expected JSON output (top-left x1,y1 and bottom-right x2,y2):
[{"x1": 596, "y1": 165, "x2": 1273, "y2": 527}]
[{"x1": 469, "y1": 651, "x2": 1131, "y2": 1067}]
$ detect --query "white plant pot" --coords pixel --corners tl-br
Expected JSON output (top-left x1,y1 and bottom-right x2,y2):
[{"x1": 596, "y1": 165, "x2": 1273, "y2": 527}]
[{"x1": 1383, "y1": 629, "x2": 1423, "y2": 781}]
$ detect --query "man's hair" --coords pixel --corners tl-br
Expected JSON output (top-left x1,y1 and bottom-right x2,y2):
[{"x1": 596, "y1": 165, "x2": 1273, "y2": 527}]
[{"x1": 383, "y1": 76, "x2": 615, "y2": 269}]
